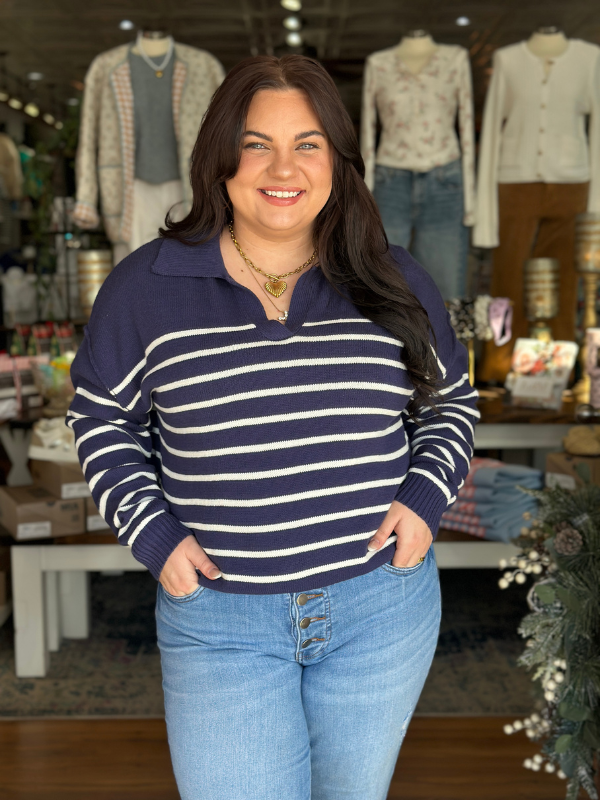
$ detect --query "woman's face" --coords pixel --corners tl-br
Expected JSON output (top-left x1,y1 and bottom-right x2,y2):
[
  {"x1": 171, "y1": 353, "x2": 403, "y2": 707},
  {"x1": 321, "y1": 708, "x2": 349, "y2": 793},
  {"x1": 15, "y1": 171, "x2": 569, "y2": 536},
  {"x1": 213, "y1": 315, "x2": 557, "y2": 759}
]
[{"x1": 225, "y1": 88, "x2": 334, "y2": 238}]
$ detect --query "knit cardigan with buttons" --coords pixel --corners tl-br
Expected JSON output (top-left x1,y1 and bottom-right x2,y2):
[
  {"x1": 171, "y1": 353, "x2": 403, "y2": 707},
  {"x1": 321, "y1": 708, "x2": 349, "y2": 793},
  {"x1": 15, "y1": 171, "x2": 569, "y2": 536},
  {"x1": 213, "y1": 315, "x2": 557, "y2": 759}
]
[{"x1": 66, "y1": 233, "x2": 479, "y2": 594}]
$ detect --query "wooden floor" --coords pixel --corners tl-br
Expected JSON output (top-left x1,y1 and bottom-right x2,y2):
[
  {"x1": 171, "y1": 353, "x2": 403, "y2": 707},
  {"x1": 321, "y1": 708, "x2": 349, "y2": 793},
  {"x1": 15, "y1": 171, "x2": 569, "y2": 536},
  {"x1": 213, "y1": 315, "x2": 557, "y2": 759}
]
[{"x1": 0, "y1": 716, "x2": 575, "y2": 799}]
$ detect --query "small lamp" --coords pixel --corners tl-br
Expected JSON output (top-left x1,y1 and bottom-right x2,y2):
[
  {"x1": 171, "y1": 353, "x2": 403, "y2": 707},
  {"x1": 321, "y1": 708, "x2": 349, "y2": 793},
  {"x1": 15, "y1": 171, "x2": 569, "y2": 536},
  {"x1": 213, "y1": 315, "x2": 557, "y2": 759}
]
[
  {"x1": 523, "y1": 258, "x2": 559, "y2": 342},
  {"x1": 572, "y1": 213, "x2": 600, "y2": 403}
]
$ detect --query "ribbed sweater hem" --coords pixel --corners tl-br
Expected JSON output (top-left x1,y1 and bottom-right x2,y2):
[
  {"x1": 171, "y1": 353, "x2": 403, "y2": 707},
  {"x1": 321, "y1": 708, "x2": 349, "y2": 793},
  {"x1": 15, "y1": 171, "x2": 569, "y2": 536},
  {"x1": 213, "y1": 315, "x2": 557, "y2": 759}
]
[
  {"x1": 393, "y1": 472, "x2": 450, "y2": 539},
  {"x1": 130, "y1": 514, "x2": 193, "y2": 580}
]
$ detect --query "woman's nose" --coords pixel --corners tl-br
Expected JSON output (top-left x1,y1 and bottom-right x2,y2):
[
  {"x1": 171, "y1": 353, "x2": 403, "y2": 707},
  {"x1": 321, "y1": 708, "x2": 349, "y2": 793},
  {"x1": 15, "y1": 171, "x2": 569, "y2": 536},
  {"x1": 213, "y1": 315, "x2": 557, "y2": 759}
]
[{"x1": 268, "y1": 149, "x2": 296, "y2": 178}]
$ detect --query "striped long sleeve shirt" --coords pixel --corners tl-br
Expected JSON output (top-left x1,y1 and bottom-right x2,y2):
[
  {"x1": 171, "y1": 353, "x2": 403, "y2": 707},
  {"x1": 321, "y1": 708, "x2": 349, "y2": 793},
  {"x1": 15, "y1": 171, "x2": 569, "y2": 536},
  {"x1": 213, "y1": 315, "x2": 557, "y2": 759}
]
[{"x1": 66, "y1": 233, "x2": 480, "y2": 594}]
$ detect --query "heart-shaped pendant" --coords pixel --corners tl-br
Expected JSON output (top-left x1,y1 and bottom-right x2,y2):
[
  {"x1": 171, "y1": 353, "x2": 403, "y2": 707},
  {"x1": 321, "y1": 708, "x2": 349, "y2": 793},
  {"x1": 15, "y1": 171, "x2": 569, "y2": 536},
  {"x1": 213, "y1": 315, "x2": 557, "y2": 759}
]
[{"x1": 265, "y1": 280, "x2": 287, "y2": 298}]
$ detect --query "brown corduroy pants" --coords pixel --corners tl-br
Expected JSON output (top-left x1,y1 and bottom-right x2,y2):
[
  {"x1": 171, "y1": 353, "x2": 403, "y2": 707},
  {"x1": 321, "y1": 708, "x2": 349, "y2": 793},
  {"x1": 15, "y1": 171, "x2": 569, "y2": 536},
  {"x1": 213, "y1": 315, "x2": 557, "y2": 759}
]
[{"x1": 478, "y1": 181, "x2": 589, "y2": 384}]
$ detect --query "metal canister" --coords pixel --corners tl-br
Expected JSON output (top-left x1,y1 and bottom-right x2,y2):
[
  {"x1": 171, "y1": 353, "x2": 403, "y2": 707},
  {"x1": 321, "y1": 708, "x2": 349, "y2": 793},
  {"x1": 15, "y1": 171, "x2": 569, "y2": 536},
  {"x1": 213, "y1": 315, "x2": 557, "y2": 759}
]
[
  {"x1": 77, "y1": 250, "x2": 112, "y2": 318},
  {"x1": 523, "y1": 258, "x2": 560, "y2": 322}
]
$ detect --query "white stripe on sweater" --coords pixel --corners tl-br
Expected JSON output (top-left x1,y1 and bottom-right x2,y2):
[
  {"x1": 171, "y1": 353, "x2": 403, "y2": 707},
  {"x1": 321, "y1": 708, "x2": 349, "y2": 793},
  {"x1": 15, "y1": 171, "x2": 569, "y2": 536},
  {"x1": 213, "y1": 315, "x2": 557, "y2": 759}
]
[
  {"x1": 158, "y1": 442, "x2": 409, "y2": 482},
  {"x1": 183, "y1": 501, "x2": 399, "y2": 533},
  {"x1": 157, "y1": 406, "x2": 400, "y2": 435},
  {"x1": 162, "y1": 476, "x2": 406, "y2": 508},
  {"x1": 214, "y1": 538, "x2": 399, "y2": 584},
  {"x1": 141, "y1": 333, "x2": 402, "y2": 387},
  {"x1": 155, "y1": 417, "x2": 406, "y2": 458},
  {"x1": 202, "y1": 529, "x2": 379, "y2": 558},
  {"x1": 153, "y1": 381, "x2": 413, "y2": 414},
  {"x1": 111, "y1": 323, "x2": 257, "y2": 395}
]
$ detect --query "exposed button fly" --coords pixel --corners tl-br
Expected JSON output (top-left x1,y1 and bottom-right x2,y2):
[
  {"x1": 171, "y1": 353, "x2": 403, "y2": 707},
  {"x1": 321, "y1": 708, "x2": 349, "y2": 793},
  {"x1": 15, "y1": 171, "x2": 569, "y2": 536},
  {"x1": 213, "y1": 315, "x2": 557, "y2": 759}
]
[
  {"x1": 297, "y1": 594, "x2": 309, "y2": 606},
  {"x1": 300, "y1": 617, "x2": 311, "y2": 629}
]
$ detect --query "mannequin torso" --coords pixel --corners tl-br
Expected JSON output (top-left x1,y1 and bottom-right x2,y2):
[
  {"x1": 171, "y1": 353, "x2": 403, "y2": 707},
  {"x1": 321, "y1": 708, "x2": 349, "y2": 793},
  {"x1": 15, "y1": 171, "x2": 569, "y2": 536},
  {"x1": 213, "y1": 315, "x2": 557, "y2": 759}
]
[
  {"x1": 526, "y1": 31, "x2": 569, "y2": 76},
  {"x1": 131, "y1": 31, "x2": 171, "y2": 58},
  {"x1": 396, "y1": 33, "x2": 438, "y2": 75}
]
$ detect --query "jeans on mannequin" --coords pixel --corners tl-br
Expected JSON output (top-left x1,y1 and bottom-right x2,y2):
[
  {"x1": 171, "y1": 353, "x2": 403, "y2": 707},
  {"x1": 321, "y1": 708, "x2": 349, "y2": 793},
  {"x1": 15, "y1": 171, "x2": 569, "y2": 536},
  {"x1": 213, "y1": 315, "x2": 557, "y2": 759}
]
[{"x1": 372, "y1": 159, "x2": 469, "y2": 301}]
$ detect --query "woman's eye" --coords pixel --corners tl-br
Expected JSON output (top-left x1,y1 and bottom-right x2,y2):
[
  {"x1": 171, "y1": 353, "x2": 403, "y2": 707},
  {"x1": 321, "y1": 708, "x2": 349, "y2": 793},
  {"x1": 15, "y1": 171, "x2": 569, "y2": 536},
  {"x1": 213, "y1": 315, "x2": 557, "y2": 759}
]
[{"x1": 245, "y1": 143, "x2": 267, "y2": 150}]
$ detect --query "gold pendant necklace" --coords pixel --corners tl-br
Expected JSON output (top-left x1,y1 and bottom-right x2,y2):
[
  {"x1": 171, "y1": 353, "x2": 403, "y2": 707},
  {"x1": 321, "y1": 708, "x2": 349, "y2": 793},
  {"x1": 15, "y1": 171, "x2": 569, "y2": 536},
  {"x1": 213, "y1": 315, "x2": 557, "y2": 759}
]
[{"x1": 228, "y1": 222, "x2": 317, "y2": 298}]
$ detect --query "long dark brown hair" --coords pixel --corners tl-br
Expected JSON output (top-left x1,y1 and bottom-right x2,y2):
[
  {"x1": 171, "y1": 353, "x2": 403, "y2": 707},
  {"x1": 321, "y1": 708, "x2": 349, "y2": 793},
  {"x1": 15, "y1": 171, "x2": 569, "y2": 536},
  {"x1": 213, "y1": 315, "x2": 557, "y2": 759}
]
[{"x1": 160, "y1": 54, "x2": 442, "y2": 416}]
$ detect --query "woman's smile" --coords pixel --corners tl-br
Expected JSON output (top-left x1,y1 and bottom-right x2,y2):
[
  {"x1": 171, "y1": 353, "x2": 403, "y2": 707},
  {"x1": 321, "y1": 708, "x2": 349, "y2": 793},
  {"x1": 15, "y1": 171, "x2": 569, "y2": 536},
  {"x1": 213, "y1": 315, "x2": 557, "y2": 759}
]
[{"x1": 258, "y1": 186, "x2": 305, "y2": 205}]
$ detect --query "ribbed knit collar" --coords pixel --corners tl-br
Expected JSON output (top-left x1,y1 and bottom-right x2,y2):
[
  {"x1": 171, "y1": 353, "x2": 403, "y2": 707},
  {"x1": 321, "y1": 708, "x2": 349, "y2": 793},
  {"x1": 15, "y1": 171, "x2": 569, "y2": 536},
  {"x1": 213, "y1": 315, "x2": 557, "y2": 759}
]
[{"x1": 151, "y1": 233, "x2": 227, "y2": 278}]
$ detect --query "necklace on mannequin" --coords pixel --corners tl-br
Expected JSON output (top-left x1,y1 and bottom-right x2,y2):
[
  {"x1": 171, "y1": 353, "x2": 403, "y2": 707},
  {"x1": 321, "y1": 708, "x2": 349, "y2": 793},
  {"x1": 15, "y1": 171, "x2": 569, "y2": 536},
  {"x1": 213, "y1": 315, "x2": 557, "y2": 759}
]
[{"x1": 135, "y1": 32, "x2": 174, "y2": 78}]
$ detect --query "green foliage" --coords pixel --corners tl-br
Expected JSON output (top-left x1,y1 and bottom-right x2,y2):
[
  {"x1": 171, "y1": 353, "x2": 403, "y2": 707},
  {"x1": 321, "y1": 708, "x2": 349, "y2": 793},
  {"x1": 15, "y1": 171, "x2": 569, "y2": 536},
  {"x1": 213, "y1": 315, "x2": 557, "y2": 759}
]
[{"x1": 508, "y1": 482, "x2": 600, "y2": 799}]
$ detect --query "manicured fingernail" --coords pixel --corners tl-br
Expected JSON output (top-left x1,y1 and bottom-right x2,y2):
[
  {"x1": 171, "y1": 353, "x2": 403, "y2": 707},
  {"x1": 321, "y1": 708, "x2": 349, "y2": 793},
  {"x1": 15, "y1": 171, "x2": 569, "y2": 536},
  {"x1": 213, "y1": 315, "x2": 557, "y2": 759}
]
[
  {"x1": 367, "y1": 539, "x2": 379, "y2": 551},
  {"x1": 209, "y1": 569, "x2": 222, "y2": 579}
]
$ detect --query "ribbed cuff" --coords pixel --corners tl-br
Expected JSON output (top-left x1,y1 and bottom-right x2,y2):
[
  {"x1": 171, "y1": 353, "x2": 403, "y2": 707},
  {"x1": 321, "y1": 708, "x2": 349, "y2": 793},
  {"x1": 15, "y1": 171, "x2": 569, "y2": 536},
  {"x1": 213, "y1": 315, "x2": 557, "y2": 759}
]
[
  {"x1": 394, "y1": 472, "x2": 451, "y2": 540},
  {"x1": 130, "y1": 513, "x2": 194, "y2": 580}
]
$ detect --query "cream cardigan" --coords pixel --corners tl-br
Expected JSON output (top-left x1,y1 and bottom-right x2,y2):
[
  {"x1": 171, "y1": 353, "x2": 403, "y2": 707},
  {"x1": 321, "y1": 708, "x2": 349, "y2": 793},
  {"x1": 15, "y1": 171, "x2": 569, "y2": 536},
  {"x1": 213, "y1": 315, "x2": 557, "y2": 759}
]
[
  {"x1": 73, "y1": 43, "x2": 224, "y2": 245},
  {"x1": 473, "y1": 39, "x2": 600, "y2": 248}
]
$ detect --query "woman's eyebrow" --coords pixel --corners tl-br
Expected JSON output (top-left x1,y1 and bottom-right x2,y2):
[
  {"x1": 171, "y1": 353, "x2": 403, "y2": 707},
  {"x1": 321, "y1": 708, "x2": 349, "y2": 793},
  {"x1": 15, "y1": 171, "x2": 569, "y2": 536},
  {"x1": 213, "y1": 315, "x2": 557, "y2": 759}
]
[
  {"x1": 294, "y1": 130, "x2": 325, "y2": 141},
  {"x1": 243, "y1": 130, "x2": 273, "y2": 141},
  {"x1": 242, "y1": 129, "x2": 325, "y2": 142}
]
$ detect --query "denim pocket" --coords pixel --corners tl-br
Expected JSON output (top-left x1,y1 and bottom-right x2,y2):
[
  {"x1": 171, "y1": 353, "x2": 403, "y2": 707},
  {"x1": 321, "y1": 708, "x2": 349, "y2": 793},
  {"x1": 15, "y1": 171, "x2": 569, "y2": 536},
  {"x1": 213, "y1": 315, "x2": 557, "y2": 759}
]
[
  {"x1": 434, "y1": 159, "x2": 462, "y2": 190},
  {"x1": 380, "y1": 547, "x2": 429, "y2": 576},
  {"x1": 160, "y1": 582, "x2": 206, "y2": 603}
]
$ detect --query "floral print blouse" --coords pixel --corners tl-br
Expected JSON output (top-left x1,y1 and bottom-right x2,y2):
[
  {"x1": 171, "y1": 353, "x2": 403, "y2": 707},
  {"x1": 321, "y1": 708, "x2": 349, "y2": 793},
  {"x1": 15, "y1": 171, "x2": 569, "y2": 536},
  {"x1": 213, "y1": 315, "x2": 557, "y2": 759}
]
[{"x1": 361, "y1": 44, "x2": 476, "y2": 226}]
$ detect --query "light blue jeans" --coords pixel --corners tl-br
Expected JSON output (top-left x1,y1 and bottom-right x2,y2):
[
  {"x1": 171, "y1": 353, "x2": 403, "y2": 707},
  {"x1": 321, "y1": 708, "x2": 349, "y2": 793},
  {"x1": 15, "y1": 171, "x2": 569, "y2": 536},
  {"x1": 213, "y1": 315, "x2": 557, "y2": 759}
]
[
  {"x1": 156, "y1": 543, "x2": 442, "y2": 800},
  {"x1": 372, "y1": 159, "x2": 469, "y2": 300}
]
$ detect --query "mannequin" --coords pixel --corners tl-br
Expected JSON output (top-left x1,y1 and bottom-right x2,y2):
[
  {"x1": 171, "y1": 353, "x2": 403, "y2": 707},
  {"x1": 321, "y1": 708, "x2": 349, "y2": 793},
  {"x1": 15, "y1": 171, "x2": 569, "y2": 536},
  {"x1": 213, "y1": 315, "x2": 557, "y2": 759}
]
[
  {"x1": 73, "y1": 30, "x2": 225, "y2": 265},
  {"x1": 361, "y1": 30, "x2": 475, "y2": 300},
  {"x1": 474, "y1": 30, "x2": 600, "y2": 382},
  {"x1": 395, "y1": 30, "x2": 437, "y2": 74}
]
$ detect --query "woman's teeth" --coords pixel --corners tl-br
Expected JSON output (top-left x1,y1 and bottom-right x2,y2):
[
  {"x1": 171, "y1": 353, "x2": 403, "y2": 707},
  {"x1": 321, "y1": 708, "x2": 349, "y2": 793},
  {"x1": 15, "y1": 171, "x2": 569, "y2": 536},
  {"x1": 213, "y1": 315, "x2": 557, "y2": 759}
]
[{"x1": 261, "y1": 190, "x2": 302, "y2": 198}]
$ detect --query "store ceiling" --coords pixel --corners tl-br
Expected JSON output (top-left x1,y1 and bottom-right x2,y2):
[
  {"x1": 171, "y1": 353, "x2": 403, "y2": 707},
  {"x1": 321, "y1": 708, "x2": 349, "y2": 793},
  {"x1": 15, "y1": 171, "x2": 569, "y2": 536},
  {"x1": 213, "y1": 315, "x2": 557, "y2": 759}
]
[{"x1": 0, "y1": 0, "x2": 599, "y2": 126}]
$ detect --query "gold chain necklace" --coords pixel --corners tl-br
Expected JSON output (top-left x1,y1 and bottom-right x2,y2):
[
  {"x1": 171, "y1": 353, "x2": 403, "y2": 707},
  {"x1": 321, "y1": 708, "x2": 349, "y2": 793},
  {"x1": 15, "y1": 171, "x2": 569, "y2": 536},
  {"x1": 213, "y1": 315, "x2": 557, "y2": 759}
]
[
  {"x1": 245, "y1": 254, "x2": 290, "y2": 322},
  {"x1": 228, "y1": 222, "x2": 317, "y2": 299}
]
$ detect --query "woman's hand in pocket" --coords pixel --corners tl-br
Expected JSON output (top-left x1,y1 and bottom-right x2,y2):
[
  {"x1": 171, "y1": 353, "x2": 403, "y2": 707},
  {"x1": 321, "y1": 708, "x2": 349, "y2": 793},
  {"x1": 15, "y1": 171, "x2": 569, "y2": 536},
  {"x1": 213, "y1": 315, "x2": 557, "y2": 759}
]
[
  {"x1": 367, "y1": 500, "x2": 432, "y2": 567},
  {"x1": 159, "y1": 535, "x2": 222, "y2": 597}
]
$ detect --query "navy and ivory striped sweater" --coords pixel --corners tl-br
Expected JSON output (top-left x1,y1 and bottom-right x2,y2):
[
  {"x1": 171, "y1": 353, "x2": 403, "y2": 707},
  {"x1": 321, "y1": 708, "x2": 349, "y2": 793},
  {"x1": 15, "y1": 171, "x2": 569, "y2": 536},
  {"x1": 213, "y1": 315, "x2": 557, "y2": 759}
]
[{"x1": 67, "y1": 232, "x2": 479, "y2": 594}]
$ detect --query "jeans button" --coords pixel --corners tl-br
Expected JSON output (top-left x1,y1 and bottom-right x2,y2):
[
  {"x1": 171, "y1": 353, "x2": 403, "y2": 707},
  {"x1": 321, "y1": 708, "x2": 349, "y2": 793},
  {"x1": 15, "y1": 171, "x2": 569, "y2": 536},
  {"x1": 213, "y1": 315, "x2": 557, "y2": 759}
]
[
  {"x1": 301, "y1": 638, "x2": 313, "y2": 648},
  {"x1": 299, "y1": 617, "x2": 311, "y2": 629},
  {"x1": 297, "y1": 594, "x2": 308, "y2": 606}
]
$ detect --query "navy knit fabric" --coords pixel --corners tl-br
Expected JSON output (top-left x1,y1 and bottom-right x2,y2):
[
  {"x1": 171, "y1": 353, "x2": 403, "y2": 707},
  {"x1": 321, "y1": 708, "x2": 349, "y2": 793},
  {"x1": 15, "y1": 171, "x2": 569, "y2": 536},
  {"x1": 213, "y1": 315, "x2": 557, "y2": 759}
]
[{"x1": 67, "y1": 233, "x2": 479, "y2": 594}]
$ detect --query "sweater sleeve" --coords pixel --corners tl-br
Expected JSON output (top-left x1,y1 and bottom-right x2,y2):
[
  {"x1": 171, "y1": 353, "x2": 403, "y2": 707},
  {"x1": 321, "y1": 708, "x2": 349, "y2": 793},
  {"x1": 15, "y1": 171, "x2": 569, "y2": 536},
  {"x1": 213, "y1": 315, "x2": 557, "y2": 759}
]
[
  {"x1": 472, "y1": 50, "x2": 506, "y2": 248},
  {"x1": 457, "y1": 48, "x2": 476, "y2": 227},
  {"x1": 66, "y1": 319, "x2": 192, "y2": 582},
  {"x1": 72, "y1": 54, "x2": 104, "y2": 229},
  {"x1": 587, "y1": 50, "x2": 600, "y2": 214},
  {"x1": 360, "y1": 56, "x2": 378, "y2": 193},
  {"x1": 391, "y1": 249, "x2": 480, "y2": 537}
]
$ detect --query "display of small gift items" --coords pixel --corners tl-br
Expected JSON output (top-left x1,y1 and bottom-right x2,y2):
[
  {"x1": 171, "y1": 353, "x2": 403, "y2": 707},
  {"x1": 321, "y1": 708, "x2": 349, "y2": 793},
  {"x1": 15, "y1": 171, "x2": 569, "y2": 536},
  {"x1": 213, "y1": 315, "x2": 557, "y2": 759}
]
[
  {"x1": 446, "y1": 295, "x2": 512, "y2": 388},
  {"x1": 498, "y1": 470, "x2": 600, "y2": 800},
  {"x1": 504, "y1": 339, "x2": 579, "y2": 411}
]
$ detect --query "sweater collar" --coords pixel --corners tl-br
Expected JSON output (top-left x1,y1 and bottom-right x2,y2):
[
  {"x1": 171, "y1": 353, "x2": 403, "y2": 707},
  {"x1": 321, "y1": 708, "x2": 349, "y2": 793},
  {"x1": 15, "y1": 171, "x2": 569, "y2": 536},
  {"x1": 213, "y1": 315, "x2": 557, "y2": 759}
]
[{"x1": 151, "y1": 232, "x2": 228, "y2": 278}]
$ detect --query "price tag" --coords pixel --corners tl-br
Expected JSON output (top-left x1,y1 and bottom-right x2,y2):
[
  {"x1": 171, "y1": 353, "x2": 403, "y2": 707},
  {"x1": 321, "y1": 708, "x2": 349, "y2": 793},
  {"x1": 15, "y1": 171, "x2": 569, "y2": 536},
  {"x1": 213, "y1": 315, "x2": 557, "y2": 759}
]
[{"x1": 512, "y1": 374, "x2": 555, "y2": 400}]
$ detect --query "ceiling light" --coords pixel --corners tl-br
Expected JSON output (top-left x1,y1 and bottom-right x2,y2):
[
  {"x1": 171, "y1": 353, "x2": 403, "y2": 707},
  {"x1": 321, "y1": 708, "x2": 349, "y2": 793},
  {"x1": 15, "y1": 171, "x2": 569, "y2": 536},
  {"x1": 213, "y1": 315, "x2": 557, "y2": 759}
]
[
  {"x1": 285, "y1": 32, "x2": 303, "y2": 47},
  {"x1": 43, "y1": 113, "x2": 55, "y2": 125},
  {"x1": 455, "y1": 16, "x2": 471, "y2": 26},
  {"x1": 119, "y1": 20, "x2": 135, "y2": 30},
  {"x1": 283, "y1": 16, "x2": 301, "y2": 31},
  {"x1": 24, "y1": 103, "x2": 40, "y2": 117},
  {"x1": 281, "y1": 0, "x2": 302, "y2": 11},
  {"x1": 55, "y1": 121, "x2": 64, "y2": 130},
  {"x1": 67, "y1": 97, "x2": 80, "y2": 106},
  {"x1": 8, "y1": 98, "x2": 23, "y2": 110},
  {"x1": 0, "y1": 91, "x2": 8, "y2": 102},
  {"x1": 27, "y1": 71, "x2": 44, "y2": 81}
]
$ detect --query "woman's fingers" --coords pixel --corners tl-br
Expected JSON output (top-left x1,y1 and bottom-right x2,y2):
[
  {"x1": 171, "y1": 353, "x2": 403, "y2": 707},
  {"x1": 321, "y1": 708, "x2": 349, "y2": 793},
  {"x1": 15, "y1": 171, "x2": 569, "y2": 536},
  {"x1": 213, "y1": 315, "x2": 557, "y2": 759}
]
[
  {"x1": 367, "y1": 501, "x2": 432, "y2": 567},
  {"x1": 159, "y1": 535, "x2": 222, "y2": 596}
]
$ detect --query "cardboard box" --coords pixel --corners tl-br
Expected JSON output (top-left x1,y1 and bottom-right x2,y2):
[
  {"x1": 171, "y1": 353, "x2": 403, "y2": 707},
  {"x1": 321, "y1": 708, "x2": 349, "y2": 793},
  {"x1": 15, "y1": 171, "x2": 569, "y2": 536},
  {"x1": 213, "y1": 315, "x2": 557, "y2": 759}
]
[
  {"x1": 545, "y1": 451, "x2": 600, "y2": 490},
  {"x1": 85, "y1": 496, "x2": 110, "y2": 532},
  {"x1": 30, "y1": 459, "x2": 91, "y2": 500},
  {"x1": 0, "y1": 485, "x2": 85, "y2": 540}
]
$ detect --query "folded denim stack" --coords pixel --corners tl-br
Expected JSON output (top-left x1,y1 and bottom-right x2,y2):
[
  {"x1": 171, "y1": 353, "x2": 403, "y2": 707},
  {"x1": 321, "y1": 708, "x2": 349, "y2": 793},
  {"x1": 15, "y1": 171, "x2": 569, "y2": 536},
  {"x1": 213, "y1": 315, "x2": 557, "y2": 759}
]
[{"x1": 440, "y1": 457, "x2": 543, "y2": 542}]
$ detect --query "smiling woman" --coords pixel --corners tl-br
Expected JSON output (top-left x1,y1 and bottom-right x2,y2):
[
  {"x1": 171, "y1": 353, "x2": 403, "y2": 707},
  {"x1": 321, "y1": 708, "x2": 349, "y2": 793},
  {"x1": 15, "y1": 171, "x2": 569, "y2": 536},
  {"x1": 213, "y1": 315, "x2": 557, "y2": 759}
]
[{"x1": 67, "y1": 54, "x2": 479, "y2": 800}]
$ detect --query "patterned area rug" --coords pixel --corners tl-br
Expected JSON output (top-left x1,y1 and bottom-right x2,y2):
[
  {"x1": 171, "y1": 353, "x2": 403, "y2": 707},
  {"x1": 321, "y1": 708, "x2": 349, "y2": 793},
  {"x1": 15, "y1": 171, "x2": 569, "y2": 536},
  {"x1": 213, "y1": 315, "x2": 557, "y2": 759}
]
[{"x1": 0, "y1": 568, "x2": 540, "y2": 718}]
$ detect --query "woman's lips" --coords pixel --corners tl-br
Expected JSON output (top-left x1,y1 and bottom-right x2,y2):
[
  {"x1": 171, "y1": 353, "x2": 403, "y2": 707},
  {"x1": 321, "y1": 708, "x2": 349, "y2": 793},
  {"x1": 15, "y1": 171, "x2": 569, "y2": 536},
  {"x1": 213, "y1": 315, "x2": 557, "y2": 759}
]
[{"x1": 257, "y1": 189, "x2": 305, "y2": 206}]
